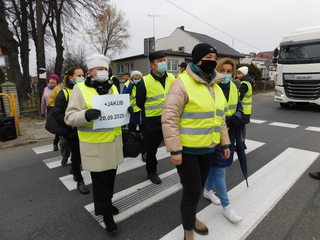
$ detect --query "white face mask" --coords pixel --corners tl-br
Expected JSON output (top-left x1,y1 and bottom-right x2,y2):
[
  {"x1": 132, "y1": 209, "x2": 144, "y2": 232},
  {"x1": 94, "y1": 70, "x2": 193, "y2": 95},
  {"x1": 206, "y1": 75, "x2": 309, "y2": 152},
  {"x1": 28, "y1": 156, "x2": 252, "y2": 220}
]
[
  {"x1": 95, "y1": 70, "x2": 109, "y2": 82},
  {"x1": 133, "y1": 79, "x2": 141, "y2": 85}
]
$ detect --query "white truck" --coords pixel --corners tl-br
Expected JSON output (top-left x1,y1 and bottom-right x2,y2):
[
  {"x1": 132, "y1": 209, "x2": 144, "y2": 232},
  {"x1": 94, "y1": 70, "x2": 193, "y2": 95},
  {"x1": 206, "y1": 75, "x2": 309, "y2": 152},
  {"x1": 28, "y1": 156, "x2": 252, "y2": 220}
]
[{"x1": 273, "y1": 26, "x2": 320, "y2": 107}]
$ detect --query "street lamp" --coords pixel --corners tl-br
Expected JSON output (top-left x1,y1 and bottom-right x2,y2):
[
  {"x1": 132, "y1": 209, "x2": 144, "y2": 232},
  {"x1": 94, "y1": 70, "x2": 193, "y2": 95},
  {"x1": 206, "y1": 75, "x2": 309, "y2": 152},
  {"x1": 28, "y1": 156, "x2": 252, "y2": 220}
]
[{"x1": 147, "y1": 14, "x2": 164, "y2": 38}]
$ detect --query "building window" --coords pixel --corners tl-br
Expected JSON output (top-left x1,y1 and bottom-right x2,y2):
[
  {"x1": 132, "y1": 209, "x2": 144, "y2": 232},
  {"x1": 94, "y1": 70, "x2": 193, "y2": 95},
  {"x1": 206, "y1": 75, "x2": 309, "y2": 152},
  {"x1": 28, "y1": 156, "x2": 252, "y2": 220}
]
[
  {"x1": 167, "y1": 59, "x2": 178, "y2": 71},
  {"x1": 117, "y1": 64, "x2": 125, "y2": 74},
  {"x1": 127, "y1": 63, "x2": 134, "y2": 73},
  {"x1": 178, "y1": 46, "x2": 185, "y2": 52}
]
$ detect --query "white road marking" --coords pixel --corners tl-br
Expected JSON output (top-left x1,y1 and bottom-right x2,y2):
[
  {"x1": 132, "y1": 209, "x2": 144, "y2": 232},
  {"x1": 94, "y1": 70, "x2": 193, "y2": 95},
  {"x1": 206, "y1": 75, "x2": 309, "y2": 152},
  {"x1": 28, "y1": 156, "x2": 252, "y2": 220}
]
[
  {"x1": 250, "y1": 119, "x2": 266, "y2": 124},
  {"x1": 84, "y1": 169, "x2": 179, "y2": 227},
  {"x1": 84, "y1": 140, "x2": 265, "y2": 227},
  {"x1": 269, "y1": 122, "x2": 299, "y2": 129},
  {"x1": 160, "y1": 148, "x2": 319, "y2": 240},
  {"x1": 305, "y1": 126, "x2": 320, "y2": 132},
  {"x1": 32, "y1": 144, "x2": 53, "y2": 154},
  {"x1": 59, "y1": 146, "x2": 169, "y2": 191},
  {"x1": 43, "y1": 145, "x2": 168, "y2": 170},
  {"x1": 43, "y1": 156, "x2": 71, "y2": 169},
  {"x1": 233, "y1": 139, "x2": 265, "y2": 161}
]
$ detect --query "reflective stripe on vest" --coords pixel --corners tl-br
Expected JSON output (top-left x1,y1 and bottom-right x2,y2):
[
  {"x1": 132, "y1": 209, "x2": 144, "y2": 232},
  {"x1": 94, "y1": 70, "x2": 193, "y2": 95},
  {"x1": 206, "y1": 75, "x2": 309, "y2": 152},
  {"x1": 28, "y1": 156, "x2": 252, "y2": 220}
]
[
  {"x1": 225, "y1": 81, "x2": 239, "y2": 117},
  {"x1": 124, "y1": 80, "x2": 140, "y2": 113},
  {"x1": 178, "y1": 72, "x2": 226, "y2": 147},
  {"x1": 143, "y1": 73, "x2": 176, "y2": 117},
  {"x1": 241, "y1": 81, "x2": 252, "y2": 115},
  {"x1": 77, "y1": 82, "x2": 122, "y2": 143}
]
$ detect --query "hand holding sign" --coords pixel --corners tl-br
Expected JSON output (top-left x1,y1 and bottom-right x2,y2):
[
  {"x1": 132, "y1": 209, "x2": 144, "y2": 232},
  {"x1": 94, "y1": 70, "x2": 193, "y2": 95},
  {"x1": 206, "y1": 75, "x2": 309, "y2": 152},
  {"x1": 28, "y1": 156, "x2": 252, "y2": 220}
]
[{"x1": 92, "y1": 94, "x2": 130, "y2": 129}]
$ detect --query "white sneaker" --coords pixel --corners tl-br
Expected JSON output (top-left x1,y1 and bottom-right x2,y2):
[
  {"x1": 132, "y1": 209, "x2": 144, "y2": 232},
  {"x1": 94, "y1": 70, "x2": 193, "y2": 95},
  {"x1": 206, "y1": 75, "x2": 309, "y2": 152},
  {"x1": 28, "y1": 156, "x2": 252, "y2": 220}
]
[
  {"x1": 223, "y1": 205, "x2": 242, "y2": 223},
  {"x1": 203, "y1": 189, "x2": 221, "y2": 205}
]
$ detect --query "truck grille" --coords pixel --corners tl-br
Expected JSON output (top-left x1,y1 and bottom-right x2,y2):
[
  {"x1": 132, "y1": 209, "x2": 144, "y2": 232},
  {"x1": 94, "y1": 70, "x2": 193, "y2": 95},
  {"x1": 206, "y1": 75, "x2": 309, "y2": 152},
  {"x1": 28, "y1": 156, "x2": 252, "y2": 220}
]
[{"x1": 283, "y1": 80, "x2": 320, "y2": 100}]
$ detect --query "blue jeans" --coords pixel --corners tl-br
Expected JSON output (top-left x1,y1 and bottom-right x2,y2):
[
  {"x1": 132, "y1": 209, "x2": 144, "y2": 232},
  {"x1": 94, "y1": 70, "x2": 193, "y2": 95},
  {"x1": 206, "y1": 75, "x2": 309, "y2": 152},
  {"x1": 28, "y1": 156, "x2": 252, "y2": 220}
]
[{"x1": 205, "y1": 167, "x2": 230, "y2": 208}]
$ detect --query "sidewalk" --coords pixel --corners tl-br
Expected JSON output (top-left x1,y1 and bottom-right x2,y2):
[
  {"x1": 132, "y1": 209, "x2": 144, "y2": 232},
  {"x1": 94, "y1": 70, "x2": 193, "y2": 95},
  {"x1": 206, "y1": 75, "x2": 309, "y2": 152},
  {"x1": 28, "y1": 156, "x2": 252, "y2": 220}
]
[{"x1": 0, "y1": 116, "x2": 53, "y2": 150}]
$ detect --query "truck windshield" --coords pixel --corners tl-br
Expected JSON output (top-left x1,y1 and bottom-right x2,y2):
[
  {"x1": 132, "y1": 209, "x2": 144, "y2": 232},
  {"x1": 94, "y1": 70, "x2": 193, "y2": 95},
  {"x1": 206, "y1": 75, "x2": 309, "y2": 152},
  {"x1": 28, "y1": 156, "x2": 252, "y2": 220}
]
[{"x1": 278, "y1": 42, "x2": 320, "y2": 64}]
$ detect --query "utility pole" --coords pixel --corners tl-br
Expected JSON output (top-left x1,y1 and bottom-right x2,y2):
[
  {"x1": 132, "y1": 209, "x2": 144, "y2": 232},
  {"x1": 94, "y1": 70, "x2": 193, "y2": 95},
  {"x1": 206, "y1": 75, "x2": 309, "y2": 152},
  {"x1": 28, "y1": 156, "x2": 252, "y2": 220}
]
[{"x1": 147, "y1": 14, "x2": 164, "y2": 38}]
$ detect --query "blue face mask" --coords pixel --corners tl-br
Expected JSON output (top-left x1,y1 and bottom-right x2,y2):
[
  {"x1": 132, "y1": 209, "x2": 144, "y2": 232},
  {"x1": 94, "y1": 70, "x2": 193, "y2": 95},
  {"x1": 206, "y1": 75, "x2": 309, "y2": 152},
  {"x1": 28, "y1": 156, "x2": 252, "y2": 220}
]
[
  {"x1": 75, "y1": 77, "x2": 85, "y2": 83},
  {"x1": 220, "y1": 73, "x2": 232, "y2": 84},
  {"x1": 157, "y1": 61, "x2": 167, "y2": 73}
]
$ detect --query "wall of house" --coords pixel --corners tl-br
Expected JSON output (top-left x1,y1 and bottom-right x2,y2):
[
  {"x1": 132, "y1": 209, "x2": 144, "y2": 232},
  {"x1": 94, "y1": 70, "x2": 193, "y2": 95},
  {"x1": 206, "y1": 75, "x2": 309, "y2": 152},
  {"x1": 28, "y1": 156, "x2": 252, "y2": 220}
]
[
  {"x1": 156, "y1": 28, "x2": 199, "y2": 53},
  {"x1": 110, "y1": 57, "x2": 150, "y2": 79}
]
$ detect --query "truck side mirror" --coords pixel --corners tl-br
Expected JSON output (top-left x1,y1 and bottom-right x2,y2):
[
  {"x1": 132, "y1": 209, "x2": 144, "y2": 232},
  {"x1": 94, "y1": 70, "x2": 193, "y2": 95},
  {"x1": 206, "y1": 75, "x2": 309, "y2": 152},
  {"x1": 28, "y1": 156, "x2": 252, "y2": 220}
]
[
  {"x1": 273, "y1": 58, "x2": 278, "y2": 64},
  {"x1": 273, "y1": 48, "x2": 279, "y2": 58}
]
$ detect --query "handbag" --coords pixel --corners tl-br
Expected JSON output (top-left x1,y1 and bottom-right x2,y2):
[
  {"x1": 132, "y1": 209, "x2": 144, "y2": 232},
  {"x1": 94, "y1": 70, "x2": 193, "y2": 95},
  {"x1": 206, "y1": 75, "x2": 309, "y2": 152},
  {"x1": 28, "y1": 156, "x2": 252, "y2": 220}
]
[
  {"x1": 45, "y1": 106, "x2": 69, "y2": 136},
  {"x1": 122, "y1": 129, "x2": 144, "y2": 158}
]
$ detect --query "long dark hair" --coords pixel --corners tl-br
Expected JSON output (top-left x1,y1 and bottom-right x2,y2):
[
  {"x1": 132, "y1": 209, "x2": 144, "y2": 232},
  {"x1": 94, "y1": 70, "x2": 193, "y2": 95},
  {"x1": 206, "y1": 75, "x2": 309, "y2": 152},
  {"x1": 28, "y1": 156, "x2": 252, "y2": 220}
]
[{"x1": 63, "y1": 67, "x2": 82, "y2": 85}]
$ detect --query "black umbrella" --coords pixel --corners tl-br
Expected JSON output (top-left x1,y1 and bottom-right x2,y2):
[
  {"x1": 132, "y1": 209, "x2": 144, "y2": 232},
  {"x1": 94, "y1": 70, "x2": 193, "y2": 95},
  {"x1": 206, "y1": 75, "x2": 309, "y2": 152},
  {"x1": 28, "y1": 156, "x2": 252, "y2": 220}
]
[{"x1": 234, "y1": 128, "x2": 249, "y2": 187}]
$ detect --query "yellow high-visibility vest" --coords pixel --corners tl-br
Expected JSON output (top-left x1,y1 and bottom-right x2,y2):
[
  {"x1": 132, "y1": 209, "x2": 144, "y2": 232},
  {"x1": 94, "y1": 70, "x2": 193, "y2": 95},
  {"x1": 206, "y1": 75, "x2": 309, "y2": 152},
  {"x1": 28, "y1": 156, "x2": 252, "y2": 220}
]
[
  {"x1": 124, "y1": 80, "x2": 140, "y2": 113},
  {"x1": 143, "y1": 73, "x2": 175, "y2": 117},
  {"x1": 241, "y1": 81, "x2": 252, "y2": 115},
  {"x1": 225, "y1": 81, "x2": 239, "y2": 117},
  {"x1": 77, "y1": 82, "x2": 122, "y2": 143},
  {"x1": 179, "y1": 72, "x2": 227, "y2": 147}
]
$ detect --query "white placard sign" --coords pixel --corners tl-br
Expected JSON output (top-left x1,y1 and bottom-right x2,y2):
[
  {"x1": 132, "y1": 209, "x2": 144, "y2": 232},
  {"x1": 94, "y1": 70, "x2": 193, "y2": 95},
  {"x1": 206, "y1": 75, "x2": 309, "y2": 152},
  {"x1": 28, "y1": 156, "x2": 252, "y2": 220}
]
[{"x1": 92, "y1": 94, "x2": 130, "y2": 129}]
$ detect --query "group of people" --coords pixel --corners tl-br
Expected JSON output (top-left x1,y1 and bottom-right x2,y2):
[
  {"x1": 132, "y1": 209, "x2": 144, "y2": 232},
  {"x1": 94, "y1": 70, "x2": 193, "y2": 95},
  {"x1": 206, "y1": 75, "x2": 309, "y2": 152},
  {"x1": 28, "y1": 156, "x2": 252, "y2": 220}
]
[{"x1": 41, "y1": 42, "x2": 254, "y2": 239}]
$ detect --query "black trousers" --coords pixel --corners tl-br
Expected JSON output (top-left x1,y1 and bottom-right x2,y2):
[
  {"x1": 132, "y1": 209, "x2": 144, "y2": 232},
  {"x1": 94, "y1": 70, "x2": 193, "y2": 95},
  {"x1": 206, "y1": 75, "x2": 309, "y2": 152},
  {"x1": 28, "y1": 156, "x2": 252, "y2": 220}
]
[
  {"x1": 53, "y1": 134, "x2": 60, "y2": 146},
  {"x1": 90, "y1": 170, "x2": 117, "y2": 216},
  {"x1": 145, "y1": 126, "x2": 163, "y2": 174},
  {"x1": 65, "y1": 135, "x2": 83, "y2": 182},
  {"x1": 176, "y1": 152, "x2": 214, "y2": 230}
]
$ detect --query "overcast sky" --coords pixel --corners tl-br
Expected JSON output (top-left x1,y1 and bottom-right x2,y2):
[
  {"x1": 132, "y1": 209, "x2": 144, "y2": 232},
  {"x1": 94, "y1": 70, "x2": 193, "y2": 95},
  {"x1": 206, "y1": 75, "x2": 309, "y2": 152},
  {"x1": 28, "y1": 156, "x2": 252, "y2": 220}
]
[
  {"x1": 111, "y1": 0, "x2": 320, "y2": 57},
  {"x1": 29, "y1": 0, "x2": 320, "y2": 75}
]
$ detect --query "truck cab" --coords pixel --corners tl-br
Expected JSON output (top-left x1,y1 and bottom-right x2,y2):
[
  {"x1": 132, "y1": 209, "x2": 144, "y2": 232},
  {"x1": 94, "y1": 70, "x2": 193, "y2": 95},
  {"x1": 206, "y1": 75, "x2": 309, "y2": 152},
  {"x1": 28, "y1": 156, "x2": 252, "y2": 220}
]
[{"x1": 273, "y1": 26, "x2": 320, "y2": 107}]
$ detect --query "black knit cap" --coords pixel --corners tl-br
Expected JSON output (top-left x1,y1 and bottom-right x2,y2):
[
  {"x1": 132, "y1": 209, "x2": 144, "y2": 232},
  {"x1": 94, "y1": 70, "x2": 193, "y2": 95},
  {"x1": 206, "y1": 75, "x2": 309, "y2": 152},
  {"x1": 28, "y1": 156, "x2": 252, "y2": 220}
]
[
  {"x1": 192, "y1": 43, "x2": 217, "y2": 64},
  {"x1": 149, "y1": 51, "x2": 166, "y2": 62}
]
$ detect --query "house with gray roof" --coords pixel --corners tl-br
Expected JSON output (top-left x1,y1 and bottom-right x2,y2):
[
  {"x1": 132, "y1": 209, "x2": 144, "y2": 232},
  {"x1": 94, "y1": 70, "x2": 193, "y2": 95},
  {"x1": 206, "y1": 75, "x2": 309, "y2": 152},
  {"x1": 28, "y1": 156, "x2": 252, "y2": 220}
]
[{"x1": 156, "y1": 26, "x2": 244, "y2": 59}]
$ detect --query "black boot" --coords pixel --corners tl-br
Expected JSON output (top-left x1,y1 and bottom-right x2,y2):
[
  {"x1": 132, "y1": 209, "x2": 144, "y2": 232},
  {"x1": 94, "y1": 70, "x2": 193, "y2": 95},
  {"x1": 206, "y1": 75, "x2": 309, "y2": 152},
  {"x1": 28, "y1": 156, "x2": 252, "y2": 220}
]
[
  {"x1": 112, "y1": 205, "x2": 119, "y2": 215},
  {"x1": 103, "y1": 214, "x2": 117, "y2": 233},
  {"x1": 77, "y1": 181, "x2": 89, "y2": 194}
]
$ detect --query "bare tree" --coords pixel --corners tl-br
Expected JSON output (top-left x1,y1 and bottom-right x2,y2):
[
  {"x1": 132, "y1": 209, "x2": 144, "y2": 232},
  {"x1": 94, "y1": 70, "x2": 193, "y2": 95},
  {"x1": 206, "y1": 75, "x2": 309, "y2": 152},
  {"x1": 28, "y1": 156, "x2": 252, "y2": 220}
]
[
  {"x1": 87, "y1": 3, "x2": 130, "y2": 56},
  {"x1": 63, "y1": 44, "x2": 87, "y2": 73},
  {"x1": 0, "y1": 0, "x2": 22, "y2": 87}
]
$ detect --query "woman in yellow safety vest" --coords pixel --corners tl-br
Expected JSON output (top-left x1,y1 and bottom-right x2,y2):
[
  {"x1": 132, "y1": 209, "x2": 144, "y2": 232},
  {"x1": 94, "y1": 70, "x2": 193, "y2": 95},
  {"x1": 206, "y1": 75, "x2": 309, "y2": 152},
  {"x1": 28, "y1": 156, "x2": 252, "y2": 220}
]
[
  {"x1": 65, "y1": 54, "x2": 123, "y2": 234},
  {"x1": 203, "y1": 58, "x2": 244, "y2": 223},
  {"x1": 162, "y1": 43, "x2": 230, "y2": 240}
]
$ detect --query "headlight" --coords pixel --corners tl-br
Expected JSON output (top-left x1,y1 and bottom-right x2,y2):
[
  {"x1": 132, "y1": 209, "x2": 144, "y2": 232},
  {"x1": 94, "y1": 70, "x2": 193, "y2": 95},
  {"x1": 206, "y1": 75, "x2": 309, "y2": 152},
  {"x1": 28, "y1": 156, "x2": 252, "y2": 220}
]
[{"x1": 275, "y1": 88, "x2": 284, "y2": 97}]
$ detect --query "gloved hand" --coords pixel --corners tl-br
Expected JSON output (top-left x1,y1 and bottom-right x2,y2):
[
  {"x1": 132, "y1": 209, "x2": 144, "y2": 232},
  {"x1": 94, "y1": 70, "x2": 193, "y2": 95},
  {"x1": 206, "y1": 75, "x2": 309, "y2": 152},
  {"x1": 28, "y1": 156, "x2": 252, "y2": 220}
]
[
  {"x1": 85, "y1": 109, "x2": 101, "y2": 122},
  {"x1": 227, "y1": 115, "x2": 240, "y2": 129},
  {"x1": 128, "y1": 106, "x2": 134, "y2": 114}
]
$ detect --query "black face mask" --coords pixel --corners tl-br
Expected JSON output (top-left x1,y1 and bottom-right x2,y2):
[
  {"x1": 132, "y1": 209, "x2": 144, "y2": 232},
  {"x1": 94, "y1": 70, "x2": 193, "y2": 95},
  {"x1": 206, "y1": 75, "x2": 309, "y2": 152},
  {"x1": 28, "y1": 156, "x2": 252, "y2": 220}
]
[{"x1": 199, "y1": 60, "x2": 217, "y2": 75}]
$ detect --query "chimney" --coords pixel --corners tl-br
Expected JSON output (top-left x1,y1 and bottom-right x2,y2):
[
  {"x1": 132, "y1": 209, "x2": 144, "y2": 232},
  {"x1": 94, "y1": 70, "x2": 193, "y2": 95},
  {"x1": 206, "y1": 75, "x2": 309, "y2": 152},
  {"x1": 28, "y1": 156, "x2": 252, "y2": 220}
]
[{"x1": 179, "y1": 26, "x2": 185, "y2": 31}]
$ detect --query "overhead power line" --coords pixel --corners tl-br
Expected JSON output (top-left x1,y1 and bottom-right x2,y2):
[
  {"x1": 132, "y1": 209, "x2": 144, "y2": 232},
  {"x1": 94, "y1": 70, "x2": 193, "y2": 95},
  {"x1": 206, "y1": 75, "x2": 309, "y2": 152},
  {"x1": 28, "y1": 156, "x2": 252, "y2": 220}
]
[{"x1": 165, "y1": 0, "x2": 263, "y2": 51}]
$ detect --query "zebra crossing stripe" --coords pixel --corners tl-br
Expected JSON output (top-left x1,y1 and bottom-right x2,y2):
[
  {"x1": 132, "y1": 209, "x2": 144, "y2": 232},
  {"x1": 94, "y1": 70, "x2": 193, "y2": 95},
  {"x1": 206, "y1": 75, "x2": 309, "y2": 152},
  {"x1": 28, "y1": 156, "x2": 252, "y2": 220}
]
[
  {"x1": 84, "y1": 139, "x2": 265, "y2": 227},
  {"x1": 160, "y1": 148, "x2": 319, "y2": 240},
  {"x1": 305, "y1": 126, "x2": 320, "y2": 132},
  {"x1": 59, "y1": 146, "x2": 169, "y2": 191},
  {"x1": 32, "y1": 144, "x2": 53, "y2": 154},
  {"x1": 269, "y1": 122, "x2": 299, "y2": 128},
  {"x1": 250, "y1": 119, "x2": 266, "y2": 124},
  {"x1": 43, "y1": 156, "x2": 71, "y2": 169}
]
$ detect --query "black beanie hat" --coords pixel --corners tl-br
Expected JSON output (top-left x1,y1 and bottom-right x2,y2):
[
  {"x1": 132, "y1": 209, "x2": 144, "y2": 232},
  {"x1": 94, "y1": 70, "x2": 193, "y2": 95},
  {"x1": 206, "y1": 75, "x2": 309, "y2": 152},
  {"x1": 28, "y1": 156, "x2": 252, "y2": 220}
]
[
  {"x1": 149, "y1": 51, "x2": 166, "y2": 62},
  {"x1": 192, "y1": 43, "x2": 217, "y2": 64}
]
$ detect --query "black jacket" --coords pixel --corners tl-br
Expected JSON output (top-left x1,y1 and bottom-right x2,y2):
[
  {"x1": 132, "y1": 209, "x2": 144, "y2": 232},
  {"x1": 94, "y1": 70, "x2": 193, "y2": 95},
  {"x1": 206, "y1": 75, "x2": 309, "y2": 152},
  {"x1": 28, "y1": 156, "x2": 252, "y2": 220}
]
[
  {"x1": 239, "y1": 74, "x2": 255, "y2": 101},
  {"x1": 52, "y1": 82, "x2": 76, "y2": 138}
]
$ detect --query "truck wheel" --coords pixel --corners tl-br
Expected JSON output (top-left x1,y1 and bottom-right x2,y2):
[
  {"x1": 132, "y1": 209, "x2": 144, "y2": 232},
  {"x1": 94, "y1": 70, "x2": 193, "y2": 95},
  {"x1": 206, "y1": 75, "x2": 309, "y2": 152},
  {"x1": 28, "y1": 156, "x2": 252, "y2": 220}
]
[{"x1": 280, "y1": 103, "x2": 290, "y2": 108}]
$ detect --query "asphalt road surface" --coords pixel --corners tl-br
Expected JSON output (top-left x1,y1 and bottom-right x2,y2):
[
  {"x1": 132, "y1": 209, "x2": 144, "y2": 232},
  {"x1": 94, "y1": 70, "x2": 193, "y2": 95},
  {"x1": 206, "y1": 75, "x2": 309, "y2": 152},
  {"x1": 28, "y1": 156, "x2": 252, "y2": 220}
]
[{"x1": 0, "y1": 93, "x2": 320, "y2": 240}]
